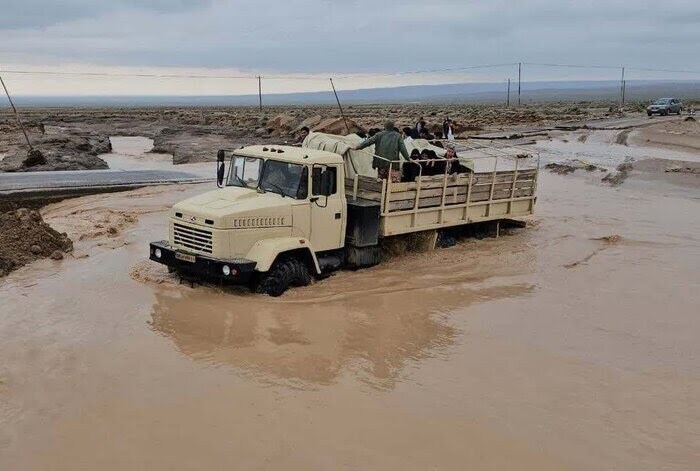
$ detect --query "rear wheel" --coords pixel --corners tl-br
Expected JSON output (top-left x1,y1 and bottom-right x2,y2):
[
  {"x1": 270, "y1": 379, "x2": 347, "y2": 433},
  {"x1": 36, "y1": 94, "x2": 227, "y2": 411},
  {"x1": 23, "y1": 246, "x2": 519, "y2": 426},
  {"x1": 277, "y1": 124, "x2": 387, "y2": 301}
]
[{"x1": 256, "y1": 257, "x2": 311, "y2": 297}]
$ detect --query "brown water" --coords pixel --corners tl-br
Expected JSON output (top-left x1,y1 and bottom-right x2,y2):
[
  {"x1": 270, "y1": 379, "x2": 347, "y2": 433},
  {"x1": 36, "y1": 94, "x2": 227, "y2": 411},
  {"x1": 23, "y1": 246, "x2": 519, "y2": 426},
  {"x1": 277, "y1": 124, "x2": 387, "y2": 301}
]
[{"x1": 1, "y1": 171, "x2": 700, "y2": 470}]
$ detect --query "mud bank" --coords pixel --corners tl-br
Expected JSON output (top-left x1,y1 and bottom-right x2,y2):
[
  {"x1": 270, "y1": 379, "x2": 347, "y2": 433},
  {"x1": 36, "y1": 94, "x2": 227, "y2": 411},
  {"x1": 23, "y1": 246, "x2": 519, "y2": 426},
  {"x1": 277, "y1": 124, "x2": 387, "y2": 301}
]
[
  {"x1": 630, "y1": 118, "x2": 700, "y2": 153},
  {"x1": 1, "y1": 165, "x2": 700, "y2": 469},
  {"x1": 0, "y1": 208, "x2": 73, "y2": 276},
  {"x1": 0, "y1": 121, "x2": 111, "y2": 172},
  {"x1": 536, "y1": 125, "x2": 700, "y2": 190}
]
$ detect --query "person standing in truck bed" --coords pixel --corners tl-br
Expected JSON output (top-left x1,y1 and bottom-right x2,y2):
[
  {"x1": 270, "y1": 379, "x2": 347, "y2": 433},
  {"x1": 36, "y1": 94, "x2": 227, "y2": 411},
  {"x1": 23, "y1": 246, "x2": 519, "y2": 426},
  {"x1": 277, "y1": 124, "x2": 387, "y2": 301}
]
[{"x1": 353, "y1": 120, "x2": 409, "y2": 183}]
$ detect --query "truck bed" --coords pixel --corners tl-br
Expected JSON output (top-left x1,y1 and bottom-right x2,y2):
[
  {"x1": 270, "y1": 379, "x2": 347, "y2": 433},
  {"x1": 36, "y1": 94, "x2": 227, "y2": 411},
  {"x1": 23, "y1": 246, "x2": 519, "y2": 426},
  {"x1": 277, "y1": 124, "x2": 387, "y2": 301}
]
[{"x1": 345, "y1": 167, "x2": 538, "y2": 237}]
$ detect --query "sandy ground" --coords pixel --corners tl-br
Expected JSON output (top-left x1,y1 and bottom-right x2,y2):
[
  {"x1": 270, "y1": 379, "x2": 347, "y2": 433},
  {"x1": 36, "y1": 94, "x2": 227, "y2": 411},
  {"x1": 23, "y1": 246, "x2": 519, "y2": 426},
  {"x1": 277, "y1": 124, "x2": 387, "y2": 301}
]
[{"x1": 1, "y1": 127, "x2": 700, "y2": 469}]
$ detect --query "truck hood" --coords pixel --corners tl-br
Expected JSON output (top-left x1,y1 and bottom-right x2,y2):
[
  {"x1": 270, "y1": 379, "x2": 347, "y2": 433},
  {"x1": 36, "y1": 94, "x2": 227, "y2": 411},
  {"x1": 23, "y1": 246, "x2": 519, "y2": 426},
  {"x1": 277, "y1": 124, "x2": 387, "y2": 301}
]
[{"x1": 171, "y1": 187, "x2": 296, "y2": 229}]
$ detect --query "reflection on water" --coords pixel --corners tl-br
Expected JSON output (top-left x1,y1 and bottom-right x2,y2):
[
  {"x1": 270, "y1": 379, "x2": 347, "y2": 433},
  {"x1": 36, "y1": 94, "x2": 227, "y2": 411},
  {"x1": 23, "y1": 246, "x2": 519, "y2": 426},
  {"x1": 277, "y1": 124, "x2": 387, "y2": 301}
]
[
  {"x1": 146, "y1": 217, "x2": 538, "y2": 389},
  {"x1": 149, "y1": 279, "x2": 533, "y2": 389}
]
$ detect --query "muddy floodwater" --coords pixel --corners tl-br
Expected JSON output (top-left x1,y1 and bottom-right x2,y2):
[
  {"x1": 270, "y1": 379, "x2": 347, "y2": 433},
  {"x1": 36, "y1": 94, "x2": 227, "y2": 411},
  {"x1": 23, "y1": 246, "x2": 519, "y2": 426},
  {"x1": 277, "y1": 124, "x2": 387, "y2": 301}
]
[
  {"x1": 2, "y1": 144, "x2": 700, "y2": 469},
  {"x1": 102, "y1": 136, "x2": 212, "y2": 178}
]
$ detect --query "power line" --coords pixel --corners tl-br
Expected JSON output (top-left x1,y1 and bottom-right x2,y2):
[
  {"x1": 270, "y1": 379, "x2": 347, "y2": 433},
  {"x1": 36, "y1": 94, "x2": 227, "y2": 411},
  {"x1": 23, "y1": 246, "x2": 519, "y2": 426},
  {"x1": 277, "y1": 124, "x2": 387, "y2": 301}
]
[
  {"x1": 1, "y1": 70, "x2": 353, "y2": 80},
  {"x1": 524, "y1": 62, "x2": 700, "y2": 75},
  {"x1": 5, "y1": 62, "x2": 700, "y2": 82},
  {"x1": 335, "y1": 63, "x2": 518, "y2": 79},
  {"x1": 523, "y1": 62, "x2": 620, "y2": 70},
  {"x1": 626, "y1": 66, "x2": 700, "y2": 74},
  {"x1": 0, "y1": 69, "x2": 256, "y2": 79},
  {"x1": 0, "y1": 63, "x2": 520, "y2": 81}
]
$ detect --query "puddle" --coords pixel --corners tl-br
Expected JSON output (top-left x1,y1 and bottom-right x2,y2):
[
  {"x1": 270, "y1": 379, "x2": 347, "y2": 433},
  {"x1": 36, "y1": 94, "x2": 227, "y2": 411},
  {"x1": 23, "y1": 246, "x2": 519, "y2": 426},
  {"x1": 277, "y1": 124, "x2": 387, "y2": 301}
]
[{"x1": 102, "y1": 136, "x2": 212, "y2": 178}]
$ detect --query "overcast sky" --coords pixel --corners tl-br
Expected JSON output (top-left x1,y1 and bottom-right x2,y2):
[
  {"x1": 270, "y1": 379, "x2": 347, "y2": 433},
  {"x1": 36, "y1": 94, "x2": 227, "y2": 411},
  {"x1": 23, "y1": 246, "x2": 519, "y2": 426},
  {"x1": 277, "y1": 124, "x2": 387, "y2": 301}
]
[{"x1": 1, "y1": 0, "x2": 700, "y2": 95}]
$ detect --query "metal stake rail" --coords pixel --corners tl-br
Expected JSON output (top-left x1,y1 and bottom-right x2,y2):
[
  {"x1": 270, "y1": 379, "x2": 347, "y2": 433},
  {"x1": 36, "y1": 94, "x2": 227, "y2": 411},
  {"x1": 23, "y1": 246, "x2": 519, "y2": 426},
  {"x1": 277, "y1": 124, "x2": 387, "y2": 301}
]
[{"x1": 349, "y1": 140, "x2": 539, "y2": 231}]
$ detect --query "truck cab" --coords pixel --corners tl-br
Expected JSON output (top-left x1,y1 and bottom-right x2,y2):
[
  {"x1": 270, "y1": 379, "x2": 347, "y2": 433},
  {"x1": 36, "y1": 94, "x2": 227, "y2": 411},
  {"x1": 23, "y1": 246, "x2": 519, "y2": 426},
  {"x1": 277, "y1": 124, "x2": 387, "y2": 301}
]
[{"x1": 150, "y1": 145, "x2": 358, "y2": 295}]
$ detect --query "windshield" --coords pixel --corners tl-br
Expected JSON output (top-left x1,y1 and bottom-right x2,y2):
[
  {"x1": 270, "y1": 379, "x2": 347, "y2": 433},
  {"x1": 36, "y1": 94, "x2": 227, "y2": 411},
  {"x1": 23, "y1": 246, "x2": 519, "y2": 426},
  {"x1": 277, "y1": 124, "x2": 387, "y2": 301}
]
[
  {"x1": 227, "y1": 155, "x2": 262, "y2": 188},
  {"x1": 653, "y1": 98, "x2": 672, "y2": 105},
  {"x1": 227, "y1": 155, "x2": 308, "y2": 199},
  {"x1": 260, "y1": 160, "x2": 308, "y2": 199}
]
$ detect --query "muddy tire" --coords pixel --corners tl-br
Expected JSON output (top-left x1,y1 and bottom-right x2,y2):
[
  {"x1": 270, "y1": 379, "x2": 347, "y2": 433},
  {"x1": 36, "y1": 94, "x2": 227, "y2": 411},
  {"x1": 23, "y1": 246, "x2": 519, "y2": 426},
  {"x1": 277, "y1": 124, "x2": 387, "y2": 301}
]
[{"x1": 256, "y1": 257, "x2": 311, "y2": 297}]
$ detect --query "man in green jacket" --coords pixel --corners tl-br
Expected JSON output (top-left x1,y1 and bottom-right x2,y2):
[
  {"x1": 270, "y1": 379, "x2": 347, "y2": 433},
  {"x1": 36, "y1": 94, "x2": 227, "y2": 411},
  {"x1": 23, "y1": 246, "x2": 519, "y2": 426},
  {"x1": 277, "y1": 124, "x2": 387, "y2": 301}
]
[{"x1": 354, "y1": 120, "x2": 409, "y2": 182}]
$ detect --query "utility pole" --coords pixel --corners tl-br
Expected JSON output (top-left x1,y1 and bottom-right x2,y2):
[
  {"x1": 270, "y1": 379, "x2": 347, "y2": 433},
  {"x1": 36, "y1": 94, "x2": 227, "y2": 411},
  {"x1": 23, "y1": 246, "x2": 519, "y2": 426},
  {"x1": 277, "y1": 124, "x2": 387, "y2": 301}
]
[
  {"x1": 619, "y1": 67, "x2": 625, "y2": 110},
  {"x1": 0, "y1": 74, "x2": 32, "y2": 149},
  {"x1": 258, "y1": 75, "x2": 262, "y2": 111},
  {"x1": 507, "y1": 79, "x2": 511, "y2": 107},
  {"x1": 517, "y1": 62, "x2": 522, "y2": 106},
  {"x1": 329, "y1": 78, "x2": 350, "y2": 134}
]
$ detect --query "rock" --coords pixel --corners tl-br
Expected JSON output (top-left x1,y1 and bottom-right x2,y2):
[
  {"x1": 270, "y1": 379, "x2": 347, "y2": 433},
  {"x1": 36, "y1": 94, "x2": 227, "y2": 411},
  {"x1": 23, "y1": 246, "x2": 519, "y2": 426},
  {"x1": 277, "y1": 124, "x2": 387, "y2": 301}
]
[
  {"x1": 545, "y1": 163, "x2": 578, "y2": 175},
  {"x1": 312, "y1": 117, "x2": 365, "y2": 136},
  {"x1": 293, "y1": 115, "x2": 323, "y2": 133},
  {"x1": 269, "y1": 114, "x2": 296, "y2": 131},
  {"x1": 50, "y1": 250, "x2": 64, "y2": 260},
  {"x1": 30, "y1": 245, "x2": 42, "y2": 254},
  {"x1": 602, "y1": 162, "x2": 633, "y2": 186},
  {"x1": 23, "y1": 149, "x2": 47, "y2": 167},
  {"x1": 684, "y1": 116, "x2": 696, "y2": 122}
]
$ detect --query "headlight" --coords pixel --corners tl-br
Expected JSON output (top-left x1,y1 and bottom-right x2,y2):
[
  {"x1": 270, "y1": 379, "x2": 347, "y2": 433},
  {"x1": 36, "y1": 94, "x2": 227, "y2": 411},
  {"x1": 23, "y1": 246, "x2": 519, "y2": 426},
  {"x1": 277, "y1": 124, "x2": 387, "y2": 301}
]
[
  {"x1": 155, "y1": 248, "x2": 162, "y2": 258},
  {"x1": 222, "y1": 265, "x2": 231, "y2": 276}
]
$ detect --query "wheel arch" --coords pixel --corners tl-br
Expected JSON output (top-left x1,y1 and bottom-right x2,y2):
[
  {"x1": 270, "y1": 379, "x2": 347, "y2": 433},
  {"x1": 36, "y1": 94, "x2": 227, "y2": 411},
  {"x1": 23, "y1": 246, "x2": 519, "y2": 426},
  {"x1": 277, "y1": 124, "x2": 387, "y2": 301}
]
[{"x1": 246, "y1": 237, "x2": 321, "y2": 274}]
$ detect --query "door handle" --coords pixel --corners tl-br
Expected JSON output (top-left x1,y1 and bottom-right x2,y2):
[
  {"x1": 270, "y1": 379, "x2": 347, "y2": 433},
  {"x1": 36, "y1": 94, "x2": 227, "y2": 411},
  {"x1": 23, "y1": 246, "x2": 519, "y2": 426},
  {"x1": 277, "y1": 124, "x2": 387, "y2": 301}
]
[{"x1": 335, "y1": 212, "x2": 341, "y2": 219}]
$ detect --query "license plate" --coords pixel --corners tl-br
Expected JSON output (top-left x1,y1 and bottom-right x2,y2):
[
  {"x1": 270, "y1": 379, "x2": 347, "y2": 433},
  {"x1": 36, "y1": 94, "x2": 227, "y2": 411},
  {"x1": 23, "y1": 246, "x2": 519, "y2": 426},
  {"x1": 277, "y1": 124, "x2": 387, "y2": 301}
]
[{"x1": 175, "y1": 252, "x2": 196, "y2": 263}]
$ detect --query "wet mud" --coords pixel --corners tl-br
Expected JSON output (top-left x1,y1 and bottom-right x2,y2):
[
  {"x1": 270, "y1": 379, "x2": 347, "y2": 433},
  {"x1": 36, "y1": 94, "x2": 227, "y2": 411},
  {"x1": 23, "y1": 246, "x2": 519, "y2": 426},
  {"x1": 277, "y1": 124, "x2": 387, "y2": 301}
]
[{"x1": 2, "y1": 147, "x2": 700, "y2": 469}]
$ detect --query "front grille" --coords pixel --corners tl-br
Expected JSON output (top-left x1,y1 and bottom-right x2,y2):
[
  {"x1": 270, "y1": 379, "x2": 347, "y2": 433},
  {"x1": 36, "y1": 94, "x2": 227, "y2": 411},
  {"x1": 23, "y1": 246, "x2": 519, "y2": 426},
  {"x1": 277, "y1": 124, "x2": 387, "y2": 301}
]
[{"x1": 173, "y1": 222, "x2": 213, "y2": 254}]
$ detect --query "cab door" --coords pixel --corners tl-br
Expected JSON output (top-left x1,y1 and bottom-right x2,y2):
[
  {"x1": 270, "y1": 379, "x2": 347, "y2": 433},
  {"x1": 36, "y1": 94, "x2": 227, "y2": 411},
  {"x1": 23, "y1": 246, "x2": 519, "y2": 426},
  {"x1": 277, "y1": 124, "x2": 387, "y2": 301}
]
[{"x1": 309, "y1": 164, "x2": 346, "y2": 251}]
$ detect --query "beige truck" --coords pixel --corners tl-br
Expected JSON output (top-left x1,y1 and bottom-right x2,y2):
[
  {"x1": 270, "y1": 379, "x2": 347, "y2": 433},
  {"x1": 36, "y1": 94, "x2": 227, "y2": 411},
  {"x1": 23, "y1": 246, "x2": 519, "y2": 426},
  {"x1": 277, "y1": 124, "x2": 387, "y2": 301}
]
[{"x1": 149, "y1": 138, "x2": 538, "y2": 296}]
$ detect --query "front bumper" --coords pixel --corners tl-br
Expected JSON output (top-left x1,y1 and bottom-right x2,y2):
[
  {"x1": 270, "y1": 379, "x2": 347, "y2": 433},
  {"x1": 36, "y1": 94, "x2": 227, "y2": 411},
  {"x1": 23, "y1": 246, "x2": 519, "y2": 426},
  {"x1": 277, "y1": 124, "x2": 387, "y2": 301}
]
[{"x1": 149, "y1": 240, "x2": 256, "y2": 283}]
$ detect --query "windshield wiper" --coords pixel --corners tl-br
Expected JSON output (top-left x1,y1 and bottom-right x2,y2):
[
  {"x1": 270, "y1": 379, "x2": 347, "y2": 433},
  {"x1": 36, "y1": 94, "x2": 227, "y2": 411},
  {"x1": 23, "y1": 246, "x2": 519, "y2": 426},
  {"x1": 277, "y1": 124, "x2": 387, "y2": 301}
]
[
  {"x1": 230, "y1": 172, "x2": 249, "y2": 187},
  {"x1": 263, "y1": 182, "x2": 288, "y2": 198}
]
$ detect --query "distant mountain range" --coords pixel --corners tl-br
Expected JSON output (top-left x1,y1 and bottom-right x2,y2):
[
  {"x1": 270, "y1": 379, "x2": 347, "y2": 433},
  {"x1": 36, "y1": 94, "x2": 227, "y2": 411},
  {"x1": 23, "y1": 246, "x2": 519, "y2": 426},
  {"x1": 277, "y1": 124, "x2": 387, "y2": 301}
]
[{"x1": 11, "y1": 80, "x2": 700, "y2": 107}]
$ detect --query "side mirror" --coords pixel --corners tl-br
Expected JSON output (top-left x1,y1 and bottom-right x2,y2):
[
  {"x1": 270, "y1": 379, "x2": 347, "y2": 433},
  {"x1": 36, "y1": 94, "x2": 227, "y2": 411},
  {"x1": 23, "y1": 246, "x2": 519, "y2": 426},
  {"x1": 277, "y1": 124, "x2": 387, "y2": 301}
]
[{"x1": 216, "y1": 150, "x2": 226, "y2": 188}]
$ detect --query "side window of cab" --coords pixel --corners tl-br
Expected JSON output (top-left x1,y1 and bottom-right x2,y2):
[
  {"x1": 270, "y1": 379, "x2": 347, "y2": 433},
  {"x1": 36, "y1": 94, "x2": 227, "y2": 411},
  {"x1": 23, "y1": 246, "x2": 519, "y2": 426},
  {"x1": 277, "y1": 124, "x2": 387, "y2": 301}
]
[{"x1": 312, "y1": 166, "x2": 338, "y2": 196}]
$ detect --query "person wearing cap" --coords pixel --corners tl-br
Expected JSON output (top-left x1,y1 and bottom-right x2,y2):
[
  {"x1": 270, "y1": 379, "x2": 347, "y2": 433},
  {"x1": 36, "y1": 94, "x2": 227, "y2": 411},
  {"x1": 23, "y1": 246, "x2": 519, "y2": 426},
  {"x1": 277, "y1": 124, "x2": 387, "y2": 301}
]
[{"x1": 353, "y1": 120, "x2": 409, "y2": 182}]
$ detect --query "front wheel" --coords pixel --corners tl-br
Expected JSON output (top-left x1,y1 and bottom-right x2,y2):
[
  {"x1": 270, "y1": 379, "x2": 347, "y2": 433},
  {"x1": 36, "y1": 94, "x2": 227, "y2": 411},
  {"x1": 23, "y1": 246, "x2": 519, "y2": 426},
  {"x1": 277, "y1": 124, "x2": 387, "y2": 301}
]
[{"x1": 255, "y1": 257, "x2": 311, "y2": 297}]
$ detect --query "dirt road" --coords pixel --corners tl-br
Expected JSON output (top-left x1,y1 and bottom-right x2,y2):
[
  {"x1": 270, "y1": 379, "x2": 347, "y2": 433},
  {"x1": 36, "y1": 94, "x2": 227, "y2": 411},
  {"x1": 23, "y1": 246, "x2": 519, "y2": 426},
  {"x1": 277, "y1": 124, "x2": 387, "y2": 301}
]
[{"x1": 1, "y1": 153, "x2": 699, "y2": 469}]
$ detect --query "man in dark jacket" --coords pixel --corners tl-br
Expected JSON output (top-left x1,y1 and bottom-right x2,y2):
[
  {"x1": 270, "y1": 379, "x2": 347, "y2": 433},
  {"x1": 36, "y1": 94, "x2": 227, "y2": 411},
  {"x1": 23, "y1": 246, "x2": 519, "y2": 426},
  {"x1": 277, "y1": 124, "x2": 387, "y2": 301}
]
[{"x1": 354, "y1": 120, "x2": 409, "y2": 182}]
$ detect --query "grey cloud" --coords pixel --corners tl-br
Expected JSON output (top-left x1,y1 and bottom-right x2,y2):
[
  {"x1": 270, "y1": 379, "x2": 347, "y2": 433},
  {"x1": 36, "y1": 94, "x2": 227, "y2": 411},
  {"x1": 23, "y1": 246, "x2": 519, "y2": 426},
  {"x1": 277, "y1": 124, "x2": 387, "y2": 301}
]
[
  {"x1": 1, "y1": 0, "x2": 699, "y2": 74},
  {"x1": 0, "y1": 0, "x2": 210, "y2": 29}
]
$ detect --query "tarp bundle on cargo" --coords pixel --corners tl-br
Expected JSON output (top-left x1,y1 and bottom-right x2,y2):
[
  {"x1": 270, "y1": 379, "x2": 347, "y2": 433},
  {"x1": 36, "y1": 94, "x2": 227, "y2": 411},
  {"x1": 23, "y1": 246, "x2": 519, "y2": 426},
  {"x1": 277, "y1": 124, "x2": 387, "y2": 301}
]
[{"x1": 302, "y1": 132, "x2": 473, "y2": 178}]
